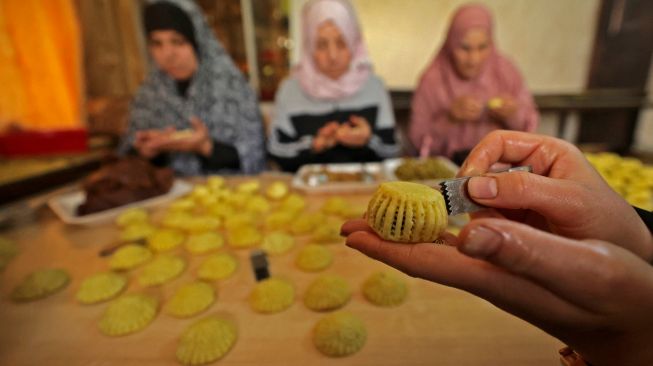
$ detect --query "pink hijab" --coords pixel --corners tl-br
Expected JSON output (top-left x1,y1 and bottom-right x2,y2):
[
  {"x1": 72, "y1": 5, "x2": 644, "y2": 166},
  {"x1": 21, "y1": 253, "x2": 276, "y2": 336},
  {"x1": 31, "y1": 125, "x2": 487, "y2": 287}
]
[
  {"x1": 409, "y1": 4, "x2": 538, "y2": 158},
  {"x1": 293, "y1": 0, "x2": 371, "y2": 100}
]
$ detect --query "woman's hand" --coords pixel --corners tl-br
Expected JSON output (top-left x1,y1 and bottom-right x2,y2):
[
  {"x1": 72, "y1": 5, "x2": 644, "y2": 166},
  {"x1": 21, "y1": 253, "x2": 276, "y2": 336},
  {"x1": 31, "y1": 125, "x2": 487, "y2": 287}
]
[
  {"x1": 335, "y1": 115, "x2": 372, "y2": 147},
  {"x1": 450, "y1": 96, "x2": 483, "y2": 122},
  {"x1": 312, "y1": 121, "x2": 339, "y2": 153},
  {"x1": 133, "y1": 127, "x2": 174, "y2": 158},
  {"x1": 341, "y1": 218, "x2": 653, "y2": 366},
  {"x1": 459, "y1": 130, "x2": 653, "y2": 260},
  {"x1": 487, "y1": 95, "x2": 517, "y2": 123},
  {"x1": 141, "y1": 117, "x2": 213, "y2": 157}
]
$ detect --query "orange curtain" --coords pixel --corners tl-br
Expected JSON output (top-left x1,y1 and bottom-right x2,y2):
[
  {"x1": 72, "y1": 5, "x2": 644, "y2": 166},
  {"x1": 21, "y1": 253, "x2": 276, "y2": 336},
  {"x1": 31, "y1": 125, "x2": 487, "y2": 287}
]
[{"x1": 0, "y1": 0, "x2": 83, "y2": 131}]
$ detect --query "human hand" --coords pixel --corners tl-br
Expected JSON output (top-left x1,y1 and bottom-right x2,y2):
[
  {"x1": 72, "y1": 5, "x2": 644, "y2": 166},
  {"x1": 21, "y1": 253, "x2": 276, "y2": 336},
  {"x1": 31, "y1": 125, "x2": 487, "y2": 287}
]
[
  {"x1": 335, "y1": 115, "x2": 372, "y2": 147},
  {"x1": 341, "y1": 218, "x2": 653, "y2": 366},
  {"x1": 450, "y1": 96, "x2": 483, "y2": 122},
  {"x1": 133, "y1": 127, "x2": 174, "y2": 159},
  {"x1": 312, "y1": 121, "x2": 339, "y2": 153},
  {"x1": 147, "y1": 117, "x2": 213, "y2": 156},
  {"x1": 487, "y1": 95, "x2": 517, "y2": 123},
  {"x1": 459, "y1": 130, "x2": 653, "y2": 260}
]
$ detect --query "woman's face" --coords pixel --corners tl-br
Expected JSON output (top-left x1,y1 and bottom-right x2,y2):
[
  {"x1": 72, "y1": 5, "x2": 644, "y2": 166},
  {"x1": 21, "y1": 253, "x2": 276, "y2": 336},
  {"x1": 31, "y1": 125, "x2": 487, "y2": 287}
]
[
  {"x1": 312, "y1": 21, "x2": 352, "y2": 80},
  {"x1": 452, "y1": 28, "x2": 491, "y2": 79},
  {"x1": 148, "y1": 30, "x2": 198, "y2": 80}
]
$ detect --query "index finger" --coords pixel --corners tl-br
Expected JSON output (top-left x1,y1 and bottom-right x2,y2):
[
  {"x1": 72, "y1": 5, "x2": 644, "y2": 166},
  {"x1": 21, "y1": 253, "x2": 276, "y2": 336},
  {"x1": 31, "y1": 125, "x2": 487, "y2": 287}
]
[{"x1": 459, "y1": 130, "x2": 581, "y2": 177}]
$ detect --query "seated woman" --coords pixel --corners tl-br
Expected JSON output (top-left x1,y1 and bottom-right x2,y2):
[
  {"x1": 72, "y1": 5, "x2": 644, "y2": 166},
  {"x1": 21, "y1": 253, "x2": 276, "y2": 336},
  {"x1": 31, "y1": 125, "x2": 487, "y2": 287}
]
[
  {"x1": 409, "y1": 4, "x2": 538, "y2": 163},
  {"x1": 119, "y1": 0, "x2": 265, "y2": 175},
  {"x1": 268, "y1": 0, "x2": 399, "y2": 172}
]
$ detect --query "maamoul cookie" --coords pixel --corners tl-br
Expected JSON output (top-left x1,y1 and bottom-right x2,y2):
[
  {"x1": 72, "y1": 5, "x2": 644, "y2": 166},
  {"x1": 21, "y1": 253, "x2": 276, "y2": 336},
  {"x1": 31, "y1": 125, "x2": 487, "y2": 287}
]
[
  {"x1": 261, "y1": 232, "x2": 295, "y2": 255},
  {"x1": 296, "y1": 244, "x2": 333, "y2": 272},
  {"x1": 162, "y1": 211, "x2": 194, "y2": 230},
  {"x1": 290, "y1": 212, "x2": 324, "y2": 235},
  {"x1": 138, "y1": 255, "x2": 186, "y2": 286},
  {"x1": 148, "y1": 229, "x2": 185, "y2": 252},
  {"x1": 265, "y1": 181, "x2": 289, "y2": 200},
  {"x1": 249, "y1": 277, "x2": 294, "y2": 314},
  {"x1": 99, "y1": 294, "x2": 158, "y2": 336},
  {"x1": 245, "y1": 195, "x2": 271, "y2": 214},
  {"x1": 304, "y1": 275, "x2": 351, "y2": 311},
  {"x1": 165, "y1": 281, "x2": 216, "y2": 318},
  {"x1": 313, "y1": 311, "x2": 366, "y2": 357},
  {"x1": 197, "y1": 253, "x2": 238, "y2": 281},
  {"x1": 176, "y1": 316, "x2": 237, "y2": 365},
  {"x1": 237, "y1": 180, "x2": 260, "y2": 194},
  {"x1": 185, "y1": 232, "x2": 224, "y2": 255},
  {"x1": 11, "y1": 268, "x2": 70, "y2": 302},
  {"x1": 311, "y1": 222, "x2": 342, "y2": 244},
  {"x1": 227, "y1": 226, "x2": 262, "y2": 249},
  {"x1": 367, "y1": 181, "x2": 448, "y2": 243},
  {"x1": 169, "y1": 198, "x2": 196, "y2": 212},
  {"x1": 120, "y1": 223, "x2": 155, "y2": 242},
  {"x1": 264, "y1": 211, "x2": 296, "y2": 231},
  {"x1": 182, "y1": 216, "x2": 221, "y2": 233},
  {"x1": 321, "y1": 197, "x2": 348, "y2": 216},
  {"x1": 115, "y1": 208, "x2": 149, "y2": 227},
  {"x1": 362, "y1": 271, "x2": 408, "y2": 307},
  {"x1": 109, "y1": 244, "x2": 152, "y2": 270},
  {"x1": 280, "y1": 193, "x2": 306, "y2": 213},
  {"x1": 76, "y1": 272, "x2": 127, "y2": 304}
]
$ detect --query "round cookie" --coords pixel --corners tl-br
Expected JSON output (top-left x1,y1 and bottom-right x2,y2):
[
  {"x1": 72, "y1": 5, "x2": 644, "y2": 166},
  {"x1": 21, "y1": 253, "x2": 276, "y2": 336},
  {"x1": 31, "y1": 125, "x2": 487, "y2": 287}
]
[
  {"x1": 249, "y1": 277, "x2": 294, "y2": 314},
  {"x1": 304, "y1": 275, "x2": 351, "y2": 311},
  {"x1": 138, "y1": 255, "x2": 186, "y2": 287},
  {"x1": 109, "y1": 244, "x2": 152, "y2": 271},
  {"x1": 176, "y1": 316, "x2": 237, "y2": 365},
  {"x1": 11, "y1": 268, "x2": 70, "y2": 302},
  {"x1": 295, "y1": 244, "x2": 333, "y2": 272},
  {"x1": 115, "y1": 208, "x2": 149, "y2": 227},
  {"x1": 148, "y1": 229, "x2": 185, "y2": 252},
  {"x1": 197, "y1": 253, "x2": 238, "y2": 281},
  {"x1": 261, "y1": 232, "x2": 295, "y2": 255},
  {"x1": 367, "y1": 181, "x2": 448, "y2": 243},
  {"x1": 99, "y1": 294, "x2": 158, "y2": 336},
  {"x1": 165, "y1": 281, "x2": 216, "y2": 318},
  {"x1": 313, "y1": 311, "x2": 366, "y2": 357},
  {"x1": 185, "y1": 232, "x2": 224, "y2": 255},
  {"x1": 362, "y1": 271, "x2": 408, "y2": 307},
  {"x1": 76, "y1": 272, "x2": 127, "y2": 304}
]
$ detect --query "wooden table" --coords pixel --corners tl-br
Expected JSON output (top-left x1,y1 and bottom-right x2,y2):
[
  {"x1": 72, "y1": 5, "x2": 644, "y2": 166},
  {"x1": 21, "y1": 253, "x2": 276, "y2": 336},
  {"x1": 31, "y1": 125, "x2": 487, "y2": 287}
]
[{"x1": 0, "y1": 176, "x2": 562, "y2": 366}]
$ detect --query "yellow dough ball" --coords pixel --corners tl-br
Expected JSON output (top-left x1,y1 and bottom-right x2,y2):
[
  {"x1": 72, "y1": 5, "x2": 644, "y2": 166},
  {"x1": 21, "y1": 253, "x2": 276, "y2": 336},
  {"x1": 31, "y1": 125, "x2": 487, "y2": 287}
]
[
  {"x1": 367, "y1": 181, "x2": 448, "y2": 243},
  {"x1": 313, "y1": 311, "x2": 366, "y2": 357},
  {"x1": 176, "y1": 316, "x2": 237, "y2": 365},
  {"x1": 362, "y1": 271, "x2": 408, "y2": 307},
  {"x1": 249, "y1": 277, "x2": 294, "y2": 314},
  {"x1": 295, "y1": 244, "x2": 333, "y2": 272},
  {"x1": 304, "y1": 275, "x2": 351, "y2": 311}
]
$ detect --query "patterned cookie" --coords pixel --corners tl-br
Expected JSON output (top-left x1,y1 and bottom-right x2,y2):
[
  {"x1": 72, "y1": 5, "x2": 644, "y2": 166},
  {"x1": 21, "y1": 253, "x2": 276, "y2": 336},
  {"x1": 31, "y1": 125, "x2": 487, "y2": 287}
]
[
  {"x1": 362, "y1": 271, "x2": 408, "y2": 307},
  {"x1": 296, "y1": 244, "x2": 333, "y2": 272},
  {"x1": 290, "y1": 212, "x2": 324, "y2": 235},
  {"x1": 148, "y1": 229, "x2": 185, "y2": 252},
  {"x1": 313, "y1": 311, "x2": 366, "y2": 357},
  {"x1": 367, "y1": 181, "x2": 448, "y2": 243},
  {"x1": 76, "y1": 272, "x2": 127, "y2": 304},
  {"x1": 120, "y1": 223, "x2": 156, "y2": 242},
  {"x1": 115, "y1": 208, "x2": 149, "y2": 227},
  {"x1": 185, "y1": 232, "x2": 224, "y2": 255},
  {"x1": 109, "y1": 244, "x2": 152, "y2": 271},
  {"x1": 227, "y1": 226, "x2": 262, "y2": 249},
  {"x1": 304, "y1": 275, "x2": 351, "y2": 312},
  {"x1": 265, "y1": 181, "x2": 289, "y2": 200},
  {"x1": 138, "y1": 255, "x2": 186, "y2": 287},
  {"x1": 249, "y1": 277, "x2": 294, "y2": 314},
  {"x1": 165, "y1": 281, "x2": 216, "y2": 318},
  {"x1": 176, "y1": 316, "x2": 237, "y2": 365},
  {"x1": 99, "y1": 294, "x2": 158, "y2": 336},
  {"x1": 197, "y1": 253, "x2": 238, "y2": 281},
  {"x1": 261, "y1": 232, "x2": 295, "y2": 255},
  {"x1": 11, "y1": 268, "x2": 70, "y2": 302}
]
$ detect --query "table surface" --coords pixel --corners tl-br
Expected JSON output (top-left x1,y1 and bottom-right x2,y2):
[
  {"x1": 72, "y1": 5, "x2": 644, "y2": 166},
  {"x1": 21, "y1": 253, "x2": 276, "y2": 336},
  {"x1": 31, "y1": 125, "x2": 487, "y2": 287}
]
[{"x1": 0, "y1": 176, "x2": 562, "y2": 366}]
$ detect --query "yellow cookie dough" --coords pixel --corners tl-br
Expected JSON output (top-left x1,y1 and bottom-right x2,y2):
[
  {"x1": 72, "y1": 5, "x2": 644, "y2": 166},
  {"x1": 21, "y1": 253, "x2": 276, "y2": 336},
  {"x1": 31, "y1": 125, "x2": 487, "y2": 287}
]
[
  {"x1": 185, "y1": 232, "x2": 224, "y2": 255},
  {"x1": 109, "y1": 244, "x2": 152, "y2": 271},
  {"x1": 280, "y1": 193, "x2": 306, "y2": 213},
  {"x1": 138, "y1": 255, "x2": 186, "y2": 287},
  {"x1": 249, "y1": 277, "x2": 294, "y2": 314},
  {"x1": 245, "y1": 195, "x2": 271, "y2": 214},
  {"x1": 165, "y1": 281, "x2": 216, "y2": 318},
  {"x1": 362, "y1": 271, "x2": 408, "y2": 307},
  {"x1": 76, "y1": 272, "x2": 127, "y2": 304},
  {"x1": 227, "y1": 226, "x2": 262, "y2": 249},
  {"x1": 148, "y1": 229, "x2": 185, "y2": 252},
  {"x1": 183, "y1": 216, "x2": 221, "y2": 233},
  {"x1": 311, "y1": 222, "x2": 342, "y2": 244},
  {"x1": 120, "y1": 223, "x2": 155, "y2": 242},
  {"x1": 290, "y1": 212, "x2": 324, "y2": 235},
  {"x1": 176, "y1": 316, "x2": 237, "y2": 365},
  {"x1": 197, "y1": 253, "x2": 238, "y2": 281},
  {"x1": 99, "y1": 294, "x2": 158, "y2": 336},
  {"x1": 321, "y1": 197, "x2": 348, "y2": 216},
  {"x1": 304, "y1": 275, "x2": 351, "y2": 311},
  {"x1": 264, "y1": 211, "x2": 296, "y2": 231},
  {"x1": 261, "y1": 232, "x2": 295, "y2": 255},
  {"x1": 367, "y1": 181, "x2": 448, "y2": 243},
  {"x1": 313, "y1": 311, "x2": 366, "y2": 357},
  {"x1": 11, "y1": 268, "x2": 70, "y2": 302},
  {"x1": 115, "y1": 208, "x2": 149, "y2": 227},
  {"x1": 296, "y1": 244, "x2": 333, "y2": 272},
  {"x1": 265, "y1": 181, "x2": 289, "y2": 200}
]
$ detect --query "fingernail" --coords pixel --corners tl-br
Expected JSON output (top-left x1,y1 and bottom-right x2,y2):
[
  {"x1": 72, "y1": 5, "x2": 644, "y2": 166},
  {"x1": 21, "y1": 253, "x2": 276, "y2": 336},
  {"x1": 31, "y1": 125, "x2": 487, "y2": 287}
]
[
  {"x1": 461, "y1": 226, "x2": 502, "y2": 258},
  {"x1": 468, "y1": 176, "x2": 497, "y2": 199},
  {"x1": 460, "y1": 165, "x2": 480, "y2": 177}
]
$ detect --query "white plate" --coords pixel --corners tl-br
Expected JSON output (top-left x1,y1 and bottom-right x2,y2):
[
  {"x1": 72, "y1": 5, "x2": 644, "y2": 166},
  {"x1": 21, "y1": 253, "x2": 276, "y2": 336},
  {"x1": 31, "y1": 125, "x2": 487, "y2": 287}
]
[{"x1": 48, "y1": 179, "x2": 193, "y2": 225}]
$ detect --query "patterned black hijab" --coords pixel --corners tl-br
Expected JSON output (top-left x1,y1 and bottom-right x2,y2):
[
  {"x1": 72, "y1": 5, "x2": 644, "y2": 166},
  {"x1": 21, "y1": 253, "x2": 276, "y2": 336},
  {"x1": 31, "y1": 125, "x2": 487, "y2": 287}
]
[{"x1": 120, "y1": 0, "x2": 265, "y2": 175}]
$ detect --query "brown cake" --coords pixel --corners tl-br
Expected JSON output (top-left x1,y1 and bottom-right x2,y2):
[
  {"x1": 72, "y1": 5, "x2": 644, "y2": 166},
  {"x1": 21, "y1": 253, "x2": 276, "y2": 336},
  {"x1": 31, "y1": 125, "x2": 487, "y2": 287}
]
[{"x1": 77, "y1": 157, "x2": 174, "y2": 215}]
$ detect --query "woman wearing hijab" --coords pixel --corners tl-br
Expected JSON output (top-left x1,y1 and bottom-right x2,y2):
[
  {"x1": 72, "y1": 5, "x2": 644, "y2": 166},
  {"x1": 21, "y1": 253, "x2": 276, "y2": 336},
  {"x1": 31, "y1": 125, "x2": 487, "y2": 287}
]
[
  {"x1": 409, "y1": 4, "x2": 538, "y2": 163},
  {"x1": 119, "y1": 0, "x2": 265, "y2": 175},
  {"x1": 268, "y1": 0, "x2": 399, "y2": 172}
]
